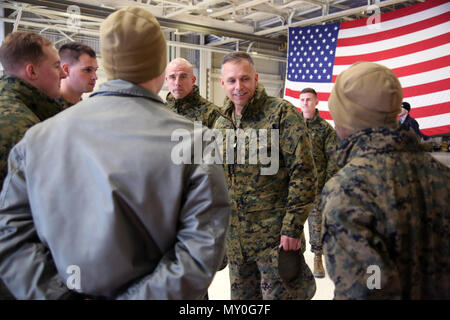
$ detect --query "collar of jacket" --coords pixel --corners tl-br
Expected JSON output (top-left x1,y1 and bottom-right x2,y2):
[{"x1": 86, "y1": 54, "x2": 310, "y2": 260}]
[
  {"x1": 405, "y1": 114, "x2": 414, "y2": 122},
  {"x1": 221, "y1": 83, "x2": 268, "y2": 121},
  {"x1": 90, "y1": 79, "x2": 164, "y2": 104},
  {"x1": 302, "y1": 108, "x2": 321, "y2": 125},
  {"x1": 335, "y1": 126, "x2": 421, "y2": 168},
  {"x1": 0, "y1": 74, "x2": 63, "y2": 120},
  {"x1": 165, "y1": 85, "x2": 200, "y2": 109}
]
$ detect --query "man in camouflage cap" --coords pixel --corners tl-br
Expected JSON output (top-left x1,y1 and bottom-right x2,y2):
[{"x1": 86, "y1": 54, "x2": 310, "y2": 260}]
[
  {"x1": 0, "y1": 31, "x2": 66, "y2": 299},
  {"x1": 298, "y1": 87, "x2": 338, "y2": 278},
  {"x1": 165, "y1": 57, "x2": 219, "y2": 129},
  {"x1": 214, "y1": 51, "x2": 317, "y2": 299},
  {"x1": 318, "y1": 61, "x2": 450, "y2": 299}
]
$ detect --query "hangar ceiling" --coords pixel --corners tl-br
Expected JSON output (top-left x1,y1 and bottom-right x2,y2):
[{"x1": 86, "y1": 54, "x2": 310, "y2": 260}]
[{"x1": 0, "y1": 0, "x2": 423, "y2": 60}]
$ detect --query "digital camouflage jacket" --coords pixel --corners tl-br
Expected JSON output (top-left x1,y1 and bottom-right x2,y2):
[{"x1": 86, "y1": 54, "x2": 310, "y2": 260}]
[
  {"x1": 300, "y1": 109, "x2": 338, "y2": 193},
  {"x1": 165, "y1": 85, "x2": 219, "y2": 129},
  {"x1": 0, "y1": 74, "x2": 63, "y2": 189},
  {"x1": 319, "y1": 126, "x2": 450, "y2": 299},
  {"x1": 300, "y1": 109, "x2": 338, "y2": 253},
  {"x1": 214, "y1": 84, "x2": 317, "y2": 264}
]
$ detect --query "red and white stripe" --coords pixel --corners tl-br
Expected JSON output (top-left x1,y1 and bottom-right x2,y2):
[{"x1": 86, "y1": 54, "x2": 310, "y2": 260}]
[{"x1": 284, "y1": 0, "x2": 450, "y2": 136}]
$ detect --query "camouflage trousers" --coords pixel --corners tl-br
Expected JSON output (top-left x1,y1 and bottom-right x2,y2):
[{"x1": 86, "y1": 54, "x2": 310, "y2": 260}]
[
  {"x1": 307, "y1": 206, "x2": 323, "y2": 254},
  {"x1": 229, "y1": 258, "x2": 292, "y2": 300},
  {"x1": 229, "y1": 235, "x2": 306, "y2": 300}
]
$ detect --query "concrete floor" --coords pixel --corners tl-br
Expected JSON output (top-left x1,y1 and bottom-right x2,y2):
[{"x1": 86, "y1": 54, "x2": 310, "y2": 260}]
[{"x1": 208, "y1": 220, "x2": 335, "y2": 300}]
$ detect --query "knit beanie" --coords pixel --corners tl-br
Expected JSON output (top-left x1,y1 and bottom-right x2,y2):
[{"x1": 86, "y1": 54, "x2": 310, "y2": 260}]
[
  {"x1": 100, "y1": 7, "x2": 167, "y2": 84},
  {"x1": 328, "y1": 61, "x2": 403, "y2": 131},
  {"x1": 401, "y1": 102, "x2": 411, "y2": 112}
]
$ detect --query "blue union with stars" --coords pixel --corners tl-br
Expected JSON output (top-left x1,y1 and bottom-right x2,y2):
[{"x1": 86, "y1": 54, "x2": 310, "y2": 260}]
[{"x1": 287, "y1": 23, "x2": 340, "y2": 83}]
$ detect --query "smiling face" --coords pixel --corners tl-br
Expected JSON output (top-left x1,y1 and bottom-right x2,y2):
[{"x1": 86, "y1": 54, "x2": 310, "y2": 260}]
[
  {"x1": 220, "y1": 59, "x2": 258, "y2": 113},
  {"x1": 165, "y1": 60, "x2": 196, "y2": 99}
]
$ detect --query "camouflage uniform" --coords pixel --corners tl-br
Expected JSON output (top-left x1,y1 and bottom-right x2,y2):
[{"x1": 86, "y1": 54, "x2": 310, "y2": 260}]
[
  {"x1": 214, "y1": 84, "x2": 317, "y2": 299},
  {"x1": 165, "y1": 85, "x2": 219, "y2": 129},
  {"x1": 0, "y1": 74, "x2": 63, "y2": 299},
  {"x1": 299, "y1": 109, "x2": 338, "y2": 254},
  {"x1": 319, "y1": 126, "x2": 450, "y2": 299},
  {"x1": 0, "y1": 74, "x2": 63, "y2": 190}
]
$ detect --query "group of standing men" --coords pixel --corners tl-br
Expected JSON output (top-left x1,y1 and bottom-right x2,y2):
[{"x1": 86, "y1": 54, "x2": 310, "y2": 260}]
[
  {"x1": 0, "y1": 6, "x2": 448, "y2": 300},
  {"x1": 163, "y1": 51, "x2": 321, "y2": 299}
]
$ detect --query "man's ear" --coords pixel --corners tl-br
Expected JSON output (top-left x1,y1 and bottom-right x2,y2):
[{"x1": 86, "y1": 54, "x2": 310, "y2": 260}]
[
  {"x1": 24, "y1": 63, "x2": 38, "y2": 80},
  {"x1": 220, "y1": 77, "x2": 225, "y2": 88},
  {"x1": 62, "y1": 63, "x2": 70, "y2": 76},
  {"x1": 192, "y1": 75, "x2": 197, "y2": 85}
]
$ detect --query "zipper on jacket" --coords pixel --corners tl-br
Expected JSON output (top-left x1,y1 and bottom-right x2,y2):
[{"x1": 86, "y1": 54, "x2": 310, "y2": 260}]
[{"x1": 214, "y1": 109, "x2": 237, "y2": 183}]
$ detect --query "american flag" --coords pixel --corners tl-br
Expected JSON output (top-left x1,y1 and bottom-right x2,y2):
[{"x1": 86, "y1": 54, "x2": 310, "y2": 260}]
[{"x1": 284, "y1": 0, "x2": 450, "y2": 136}]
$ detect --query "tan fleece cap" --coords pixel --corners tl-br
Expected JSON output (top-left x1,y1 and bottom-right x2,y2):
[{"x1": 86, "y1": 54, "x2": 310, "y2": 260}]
[
  {"x1": 100, "y1": 7, "x2": 167, "y2": 83},
  {"x1": 329, "y1": 61, "x2": 403, "y2": 131}
]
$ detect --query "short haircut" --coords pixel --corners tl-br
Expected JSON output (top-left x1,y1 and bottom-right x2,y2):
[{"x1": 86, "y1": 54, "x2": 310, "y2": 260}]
[
  {"x1": 221, "y1": 51, "x2": 255, "y2": 73},
  {"x1": 300, "y1": 88, "x2": 318, "y2": 99},
  {"x1": 59, "y1": 42, "x2": 96, "y2": 66},
  {"x1": 0, "y1": 31, "x2": 53, "y2": 73},
  {"x1": 167, "y1": 57, "x2": 194, "y2": 73}
]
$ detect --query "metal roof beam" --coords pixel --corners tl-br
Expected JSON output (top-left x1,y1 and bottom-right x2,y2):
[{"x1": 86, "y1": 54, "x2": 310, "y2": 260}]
[
  {"x1": 256, "y1": 0, "x2": 412, "y2": 36},
  {"x1": 9, "y1": 0, "x2": 284, "y2": 45}
]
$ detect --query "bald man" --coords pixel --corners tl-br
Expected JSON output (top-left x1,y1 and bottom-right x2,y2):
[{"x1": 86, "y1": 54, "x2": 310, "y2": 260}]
[{"x1": 165, "y1": 58, "x2": 219, "y2": 128}]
